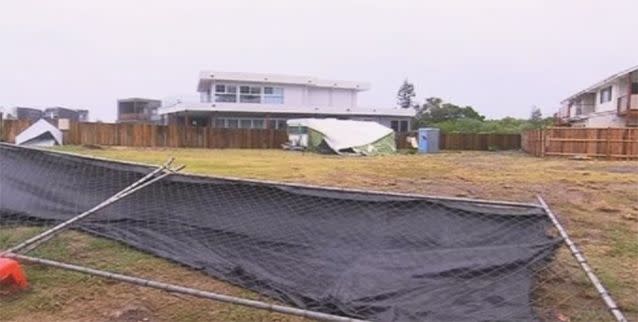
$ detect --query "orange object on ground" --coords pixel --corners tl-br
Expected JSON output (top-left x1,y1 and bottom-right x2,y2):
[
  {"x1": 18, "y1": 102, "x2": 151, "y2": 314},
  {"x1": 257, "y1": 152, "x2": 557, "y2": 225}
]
[{"x1": 0, "y1": 257, "x2": 28, "y2": 289}]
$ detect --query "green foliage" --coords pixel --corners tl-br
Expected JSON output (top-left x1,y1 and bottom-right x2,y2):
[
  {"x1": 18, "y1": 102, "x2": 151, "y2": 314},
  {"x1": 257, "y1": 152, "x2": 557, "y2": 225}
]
[
  {"x1": 415, "y1": 97, "x2": 485, "y2": 127},
  {"x1": 396, "y1": 79, "x2": 416, "y2": 109},
  {"x1": 413, "y1": 97, "x2": 553, "y2": 134},
  {"x1": 425, "y1": 117, "x2": 547, "y2": 134}
]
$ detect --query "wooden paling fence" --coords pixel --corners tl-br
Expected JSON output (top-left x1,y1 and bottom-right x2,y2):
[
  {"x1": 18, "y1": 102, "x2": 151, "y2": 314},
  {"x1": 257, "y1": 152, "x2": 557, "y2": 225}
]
[
  {"x1": 522, "y1": 128, "x2": 638, "y2": 159},
  {"x1": 440, "y1": 133, "x2": 520, "y2": 150},
  {"x1": 0, "y1": 119, "x2": 31, "y2": 143},
  {"x1": 65, "y1": 122, "x2": 289, "y2": 149},
  {"x1": 2, "y1": 119, "x2": 522, "y2": 151},
  {"x1": 1, "y1": 120, "x2": 289, "y2": 149},
  {"x1": 395, "y1": 132, "x2": 521, "y2": 150}
]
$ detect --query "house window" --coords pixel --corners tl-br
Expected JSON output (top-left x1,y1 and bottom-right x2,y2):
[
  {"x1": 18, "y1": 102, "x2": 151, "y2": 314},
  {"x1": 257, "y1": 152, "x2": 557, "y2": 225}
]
[
  {"x1": 214, "y1": 118, "x2": 272, "y2": 128},
  {"x1": 215, "y1": 84, "x2": 237, "y2": 103},
  {"x1": 277, "y1": 120, "x2": 287, "y2": 130},
  {"x1": 264, "y1": 87, "x2": 284, "y2": 104},
  {"x1": 215, "y1": 84, "x2": 285, "y2": 104},
  {"x1": 268, "y1": 119, "x2": 287, "y2": 129},
  {"x1": 599, "y1": 86, "x2": 612, "y2": 104},
  {"x1": 240, "y1": 86, "x2": 261, "y2": 103},
  {"x1": 632, "y1": 83, "x2": 638, "y2": 94},
  {"x1": 390, "y1": 120, "x2": 399, "y2": 132},
  {"x1": 214, "y1": 119, "x2": 226, "y2": 128},
  {"x1": 266, "y1": 119, "x2": 288, "y2": 129},
  {"x1": 399, "y1": 120, "x2": 409, "y2": 132}
]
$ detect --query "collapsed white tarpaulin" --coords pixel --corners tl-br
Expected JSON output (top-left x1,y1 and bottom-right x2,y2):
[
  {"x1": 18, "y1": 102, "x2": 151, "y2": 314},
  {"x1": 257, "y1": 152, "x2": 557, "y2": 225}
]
[
  {"x1": 286, "y1": 118, "x2": 393, "y2": 153},
  {"x1": 15, "y1": 119, "x2": 63, "y2": 146}
]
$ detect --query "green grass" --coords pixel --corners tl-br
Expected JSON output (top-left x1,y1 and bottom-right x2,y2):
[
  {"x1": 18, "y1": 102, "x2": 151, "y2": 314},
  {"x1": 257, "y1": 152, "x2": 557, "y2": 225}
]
[
  {"x1": 2, "y1": 145, "x2": 637, "y2": 321},
  {"x1": 1, "y1": 228, "x2": 304, "y2": 322}
]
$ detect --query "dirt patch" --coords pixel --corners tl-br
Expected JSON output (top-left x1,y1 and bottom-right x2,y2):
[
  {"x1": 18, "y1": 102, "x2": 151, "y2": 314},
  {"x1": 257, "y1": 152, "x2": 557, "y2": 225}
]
[
  {"x1": 106, "y1": 304, "x2": 153, "y2": 322},
  {"x1": 605, "y1": 165, "x2": 638, "y2": 173}
]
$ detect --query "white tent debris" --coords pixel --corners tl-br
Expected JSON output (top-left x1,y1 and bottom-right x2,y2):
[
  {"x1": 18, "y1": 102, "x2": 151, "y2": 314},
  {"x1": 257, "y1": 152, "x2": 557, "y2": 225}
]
[
  {"x1": 285, "y1": 118, "x2": 396, "y2": 155},
  {"x1": 15, "y1": 119, "x2": 63, "y2": 147}
]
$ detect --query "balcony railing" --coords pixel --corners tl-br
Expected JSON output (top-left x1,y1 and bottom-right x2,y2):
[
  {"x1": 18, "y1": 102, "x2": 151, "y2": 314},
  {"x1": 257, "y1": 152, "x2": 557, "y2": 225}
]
[
  {"x1": 574, "y1": 103, "x2": 595, "y2": 115},
  {"x1": 617, "y1": 95, "x2": 638, "y2": 115},
  {"x1": 118, "y1": 113, "x2": 150, "y2": 122}
]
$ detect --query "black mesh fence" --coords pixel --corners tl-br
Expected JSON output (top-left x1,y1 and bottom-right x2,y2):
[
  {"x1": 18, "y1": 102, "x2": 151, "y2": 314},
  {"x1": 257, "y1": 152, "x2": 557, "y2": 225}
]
[{"x1": 0, "y1": 144, "x2": 621, "y2": 321}]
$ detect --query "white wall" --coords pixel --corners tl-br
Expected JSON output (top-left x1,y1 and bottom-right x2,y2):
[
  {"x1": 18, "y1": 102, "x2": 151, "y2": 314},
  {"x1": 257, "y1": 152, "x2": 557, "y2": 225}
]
[
  {"x1": 585, "y1": 111, "x2": 626, "y2": 127},
  {"x1": 308, "y1": 87, "x2": 331, "y2": 107},
  {"x1": 306, "y1": 87, "x2": 356, "y2": 108},
  {"x1": 329, "y1": 88, "x2": 355, "y2": 109},
  {"x1": 282, "y1": 84, "x2": 305, "y2": 107}
]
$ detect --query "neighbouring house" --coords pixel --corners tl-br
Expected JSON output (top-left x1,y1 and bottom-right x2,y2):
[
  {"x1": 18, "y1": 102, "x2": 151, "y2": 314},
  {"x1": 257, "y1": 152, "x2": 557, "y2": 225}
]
[
  {"x1": 158, "y1": 71, "x2": 414, "y2": 131},
  {"x1": 14, "y1": 107, "x2": 44, "y2": 122},
  {"x1": 556, "y1": 65, "x2": 638, "y2": 127},
  {"x1": 43, "y1": 107, "x2": 89, "y2": 122},
  {"x1": 117, "y1": 98, "x2": 162, "y2": 123},
  {"x1": 4, "y1": 106, "x2": 88, "y2": 123}
]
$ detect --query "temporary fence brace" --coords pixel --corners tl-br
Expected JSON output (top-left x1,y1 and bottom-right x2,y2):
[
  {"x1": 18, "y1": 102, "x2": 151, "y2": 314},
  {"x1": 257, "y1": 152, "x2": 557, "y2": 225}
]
[
  {"x1": 537, "y1": 196, "x2": 628, "y2": 322},
  {"x1": 2, "y1": 158, "x2": 184, "y2": 256},
  {"x1": 4, "y1": 253, "x2": 368, "y2": 322}
]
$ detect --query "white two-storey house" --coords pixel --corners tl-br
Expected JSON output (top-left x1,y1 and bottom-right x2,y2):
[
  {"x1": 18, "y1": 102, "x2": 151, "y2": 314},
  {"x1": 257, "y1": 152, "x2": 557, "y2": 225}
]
[{"x1": 158, "y1": 71, "x2": 414, "y2": 132}]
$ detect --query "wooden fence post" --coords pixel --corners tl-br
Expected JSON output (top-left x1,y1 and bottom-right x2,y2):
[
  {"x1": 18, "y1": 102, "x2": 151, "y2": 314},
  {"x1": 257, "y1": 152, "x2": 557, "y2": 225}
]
[
  {"x1": 606, "y1": 127, "x2": 612, "y2": 159},
  {"x1": 540, "y1": 129, "x2": 546, "y2": 157}
]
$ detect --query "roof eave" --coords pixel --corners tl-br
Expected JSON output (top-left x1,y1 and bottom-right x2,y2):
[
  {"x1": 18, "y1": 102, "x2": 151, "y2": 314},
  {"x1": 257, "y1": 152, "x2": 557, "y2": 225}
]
[
  {"x1": 562, "y1": 65, "x2": 638, "y2": 103},
  {"x1": 197, "y1": 71, "x2": 370, "y2": 91}
]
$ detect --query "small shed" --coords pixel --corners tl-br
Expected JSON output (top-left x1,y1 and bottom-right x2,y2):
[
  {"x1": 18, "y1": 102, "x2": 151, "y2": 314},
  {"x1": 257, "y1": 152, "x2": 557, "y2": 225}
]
[
  {"x1": 15, "y1": 119, "x2": 63, "y2": 147},
  {"x1": 286, "y1": 118, "x2": 396, "y2": 155}
]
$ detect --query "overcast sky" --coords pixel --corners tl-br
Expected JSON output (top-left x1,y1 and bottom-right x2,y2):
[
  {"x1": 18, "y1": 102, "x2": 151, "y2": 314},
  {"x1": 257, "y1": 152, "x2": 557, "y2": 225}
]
[{"x1": 1, "y1": 0, "x2": 636, "y2": 122}]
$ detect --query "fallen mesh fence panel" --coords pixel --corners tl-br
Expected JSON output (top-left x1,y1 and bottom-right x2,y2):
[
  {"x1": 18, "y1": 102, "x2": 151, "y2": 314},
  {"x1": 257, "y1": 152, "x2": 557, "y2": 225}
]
[{"x1": 0, "y1": 144, "x2": 621, "y2": 321}]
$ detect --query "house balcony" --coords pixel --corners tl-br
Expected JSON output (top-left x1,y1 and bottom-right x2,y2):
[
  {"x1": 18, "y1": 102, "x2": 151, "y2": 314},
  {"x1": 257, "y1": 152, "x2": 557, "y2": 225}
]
[
  {"x1": 566, "y1": 114, "x2": 588, "y2": 122},
  {"x1": 618, "y1": 95, "x2": 638, "y2": 127},
  {"x1": 617, "y1": 94, "x2": 638, "y2": 116},
  {"x1": 554, "y1": 114, "x2": 571, "y2": 126}
]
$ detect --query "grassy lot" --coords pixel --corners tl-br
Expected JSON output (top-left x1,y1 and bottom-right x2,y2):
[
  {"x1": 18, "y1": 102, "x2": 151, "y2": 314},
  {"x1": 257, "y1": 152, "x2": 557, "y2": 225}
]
[{"x1": 2, "y1": 146, "x2": 637, "y2": 321}]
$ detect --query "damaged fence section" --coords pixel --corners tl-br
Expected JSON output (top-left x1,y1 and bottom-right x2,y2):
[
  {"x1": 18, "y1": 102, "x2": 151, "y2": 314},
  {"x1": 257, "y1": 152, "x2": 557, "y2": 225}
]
[{"x1": 0, "y1": 144, "x2": 625, "y2": 321}]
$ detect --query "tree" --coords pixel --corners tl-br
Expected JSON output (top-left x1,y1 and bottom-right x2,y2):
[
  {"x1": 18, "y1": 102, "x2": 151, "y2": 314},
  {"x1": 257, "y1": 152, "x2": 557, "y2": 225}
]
[
  {"x1": 415, "y1": 97, "x2": 485, "y2": 127},
  {"x1": 528, "y1": 106, "x2": 545, "y2": 129},
  {"x1": 396, "y1": 79, "x2": 416, "y2": 109},
  {"x1": 530, "y1": 106, "x2": 542, "y2": 122}
]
